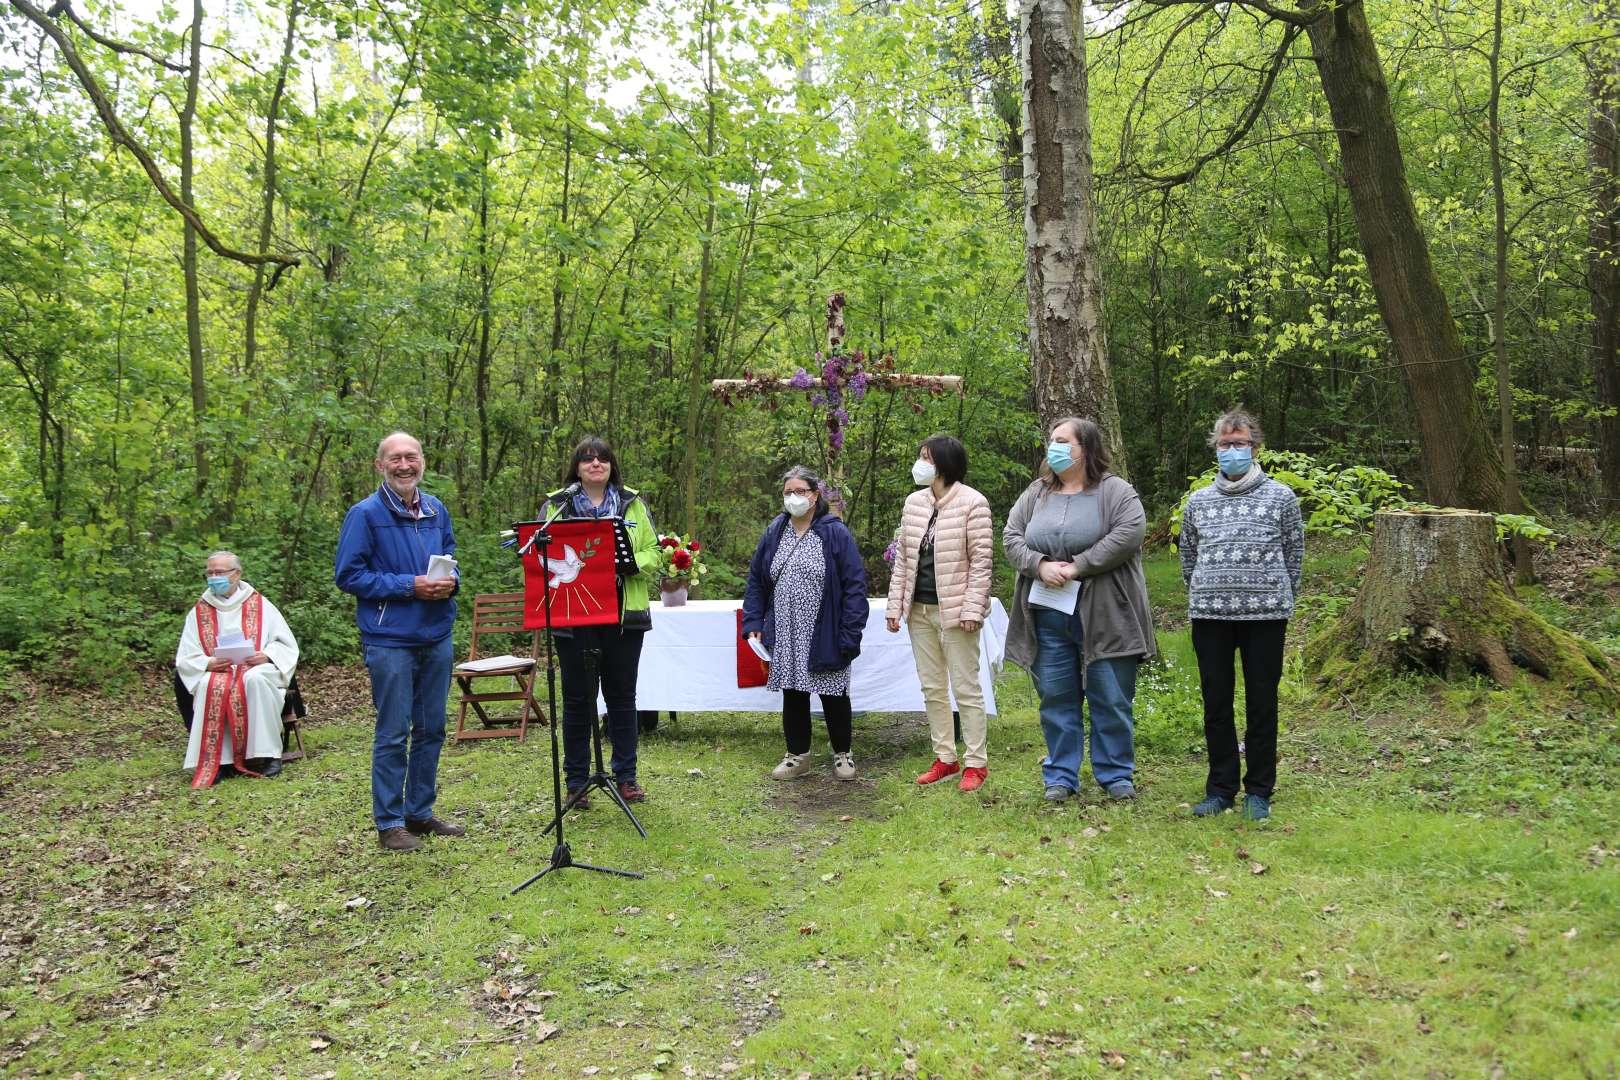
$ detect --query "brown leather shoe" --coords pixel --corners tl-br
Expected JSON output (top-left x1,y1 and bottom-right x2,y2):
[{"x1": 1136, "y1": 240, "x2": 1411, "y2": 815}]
[
  {"x1": 617, "y1": 780, "x2": 647, "y2": 803},
  {"x1": 567, "y1": 788, "x2": 590, "y2": 810},
  {"x1": 378, "y1": 826, "x2": 422, "y2": 852},
  {"x1": 405, "y1": 816, "x2": 466, "y2": 837}
]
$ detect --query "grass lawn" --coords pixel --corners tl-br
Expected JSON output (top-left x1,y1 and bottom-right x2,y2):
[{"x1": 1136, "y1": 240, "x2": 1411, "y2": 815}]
[{"x1": 1, "y1": 549, "x2": 1617, "y2": 1079}]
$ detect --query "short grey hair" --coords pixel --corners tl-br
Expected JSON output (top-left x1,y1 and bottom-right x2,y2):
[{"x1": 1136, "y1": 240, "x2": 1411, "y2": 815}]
[
  {"x1": 207, "y1": 550, "x2": 243, "y2": 572},
  {"x1": 1207, "y1": 408, "x2": 1263, "y2": 449}
]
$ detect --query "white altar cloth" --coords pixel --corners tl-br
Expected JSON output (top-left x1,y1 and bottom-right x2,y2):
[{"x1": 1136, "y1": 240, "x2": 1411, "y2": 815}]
[{"x1": 621, "y1": 598, "x2": 1009, "y2": 715}]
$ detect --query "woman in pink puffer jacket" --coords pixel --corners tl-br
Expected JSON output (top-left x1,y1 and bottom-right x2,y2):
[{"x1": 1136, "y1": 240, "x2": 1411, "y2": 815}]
[{"x1": 885, "y1": 435, "x2": 995, "y2": 791}]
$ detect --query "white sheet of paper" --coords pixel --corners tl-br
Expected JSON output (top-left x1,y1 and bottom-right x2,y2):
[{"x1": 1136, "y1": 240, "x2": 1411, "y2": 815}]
[
  {"x1": 426, "y1": 554, "x2": 458, "y2": 580},
  {"x1": 213, "y1": 634, "x2": 255, "y2": 663},
  {"x1": 1028, "y1": 576, "x2": 1080, "y2": 614},
  {"x1": 456, "y1": 653, "x2": 531, "y2": 673},
  {"x1": 746, "y1": 636, "x2": 772, "y2": 662}
]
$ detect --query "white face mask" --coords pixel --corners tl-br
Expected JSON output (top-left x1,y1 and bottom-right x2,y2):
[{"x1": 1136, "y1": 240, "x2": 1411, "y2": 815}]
[
  {"x1": 911, "y1": 458, "x2": 936, "y2": 486},
  {"x1": 783, "y1": 493, "x2": 813, "y2": 518}
]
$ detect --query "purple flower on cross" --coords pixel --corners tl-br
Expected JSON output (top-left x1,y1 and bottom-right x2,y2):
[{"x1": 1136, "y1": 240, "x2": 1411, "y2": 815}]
[{"x1": 789, "y1": 367, "x2": 814, "y2": 390}]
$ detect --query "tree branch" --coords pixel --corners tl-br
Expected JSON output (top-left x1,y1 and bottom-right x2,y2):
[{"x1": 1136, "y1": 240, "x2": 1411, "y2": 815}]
[
  {"x1": 52, "y1": 0, "x2": 188, "y2": 73},
  {"x1": 1121, "y1": 21, "x2": 1306, "y2": 189},
  {"x1": 7, "y1": 0, "x2": 300, "y2": 275}
]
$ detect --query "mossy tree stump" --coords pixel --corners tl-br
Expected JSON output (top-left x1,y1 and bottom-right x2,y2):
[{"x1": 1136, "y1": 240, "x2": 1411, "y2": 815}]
[{"x1": 1307, "y1": 509, "x2": 1618, "y2": 704}]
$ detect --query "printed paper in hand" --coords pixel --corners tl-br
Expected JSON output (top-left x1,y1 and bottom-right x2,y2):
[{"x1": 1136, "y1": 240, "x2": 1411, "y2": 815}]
[
  {"x1": 213, "y1": 632, "x2": 255, "y2": 663},
  {"x1": 1028, "y1": 576, "x2": 1080, "y2": 615},
  {"x1": 746, "y1": 637, "x2": 772, "y2": 663},
  {"x1": 426, "y1": 554, "x2": 458, "y2": 580}
]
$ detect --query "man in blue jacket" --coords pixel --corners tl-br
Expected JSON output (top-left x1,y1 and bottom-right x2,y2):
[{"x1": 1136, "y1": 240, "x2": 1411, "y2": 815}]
[{"x1": 336, "y1": 432, "x2": 465, "y2": 852}]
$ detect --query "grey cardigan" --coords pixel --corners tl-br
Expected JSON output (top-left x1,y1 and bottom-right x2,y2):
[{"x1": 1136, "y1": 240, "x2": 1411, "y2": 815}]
[{"x1": 1003, "y1": 473, "x2": 1158, "y2": 673}]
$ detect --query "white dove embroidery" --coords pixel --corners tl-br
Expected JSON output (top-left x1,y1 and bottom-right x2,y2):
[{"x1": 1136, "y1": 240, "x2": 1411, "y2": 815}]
[{"x1": 541, "y1": 544, "x2": 585, "y2": 588}]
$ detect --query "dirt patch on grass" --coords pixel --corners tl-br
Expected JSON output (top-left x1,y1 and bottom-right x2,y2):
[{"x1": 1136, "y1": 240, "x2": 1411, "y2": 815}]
[{"x1": 764, "y1": 711, "x2": 922, "y2": 822}]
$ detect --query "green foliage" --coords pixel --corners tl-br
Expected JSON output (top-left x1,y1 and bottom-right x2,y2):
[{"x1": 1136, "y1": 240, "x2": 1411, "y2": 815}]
[
  {"x1": 1170, "y1": 450, "x2": 1560, "y2": 549},
  {"x1": 0, "y1": 0, "x2": 1610, "y2": 673}
]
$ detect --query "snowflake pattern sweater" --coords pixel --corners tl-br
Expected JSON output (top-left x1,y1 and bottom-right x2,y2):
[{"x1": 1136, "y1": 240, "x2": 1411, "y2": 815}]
[{"x1": 1178, "y1": 468, "x2": 1305, "y2": 621}]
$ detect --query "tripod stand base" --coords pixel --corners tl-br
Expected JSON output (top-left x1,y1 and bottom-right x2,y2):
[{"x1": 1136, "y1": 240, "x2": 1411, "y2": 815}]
[
  {"x1": 511, "y1": 842, "x2": 644, "y2": 894},
  {"x1": 541, "y1": 773, "x2": 648, "y2": 839}
]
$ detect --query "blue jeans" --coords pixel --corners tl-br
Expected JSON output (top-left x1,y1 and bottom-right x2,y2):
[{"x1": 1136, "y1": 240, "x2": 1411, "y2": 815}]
[
  {"x1": 364, "y1": 637, "x2": 453, "y2": 830},
  {"x1": 1031, "y1": 605, "x2": 1138, "y2": 792}
]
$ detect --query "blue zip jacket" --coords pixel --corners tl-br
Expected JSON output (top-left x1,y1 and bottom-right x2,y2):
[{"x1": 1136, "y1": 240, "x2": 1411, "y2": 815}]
[
  {"x1": 741, "y1": 511, "x2": 867, "y2": 672},
  {"x1": 335, "y1": 485, "x2": 458, "y2": 647}
]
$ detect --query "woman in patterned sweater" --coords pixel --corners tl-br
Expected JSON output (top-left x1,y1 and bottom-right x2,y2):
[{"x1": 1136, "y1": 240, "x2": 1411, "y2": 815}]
[{"x1": 1178, "y1": 408, "x2": 1305, "y2": 821}]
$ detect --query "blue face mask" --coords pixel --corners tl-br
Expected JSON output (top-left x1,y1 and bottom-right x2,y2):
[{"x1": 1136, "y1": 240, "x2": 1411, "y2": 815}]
[
  {"x1": 1217, "y1": 447, "x2": 1253, "y2": 477},
  {"x1": 1046, "y1": 442, "x2": 1074, "y2": 474},
  {"x1": 207, "y1": 575, "x2": 234, "y2": 596}
]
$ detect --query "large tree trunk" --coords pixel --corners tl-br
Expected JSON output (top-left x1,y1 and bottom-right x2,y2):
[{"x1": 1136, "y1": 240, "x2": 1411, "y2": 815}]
[
  {"x1": 1589, "y1": 9, "x2": 1620, "y2": 513},
  {"x1": 1301, "y1": 0, "x2": 1503, "y2": 510},
  {"x1": 1019, "y1": 0, "x2": 1125, "y2": 474},
  {"x1": 1307, "y1": 511, "x2": 1617, "y2": 704}
]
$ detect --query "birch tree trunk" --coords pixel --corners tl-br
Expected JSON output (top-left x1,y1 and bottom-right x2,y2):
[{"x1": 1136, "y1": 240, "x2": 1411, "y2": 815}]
[{"x1": 1018, "y1": 0, "x2": 1125, "y2": 474}]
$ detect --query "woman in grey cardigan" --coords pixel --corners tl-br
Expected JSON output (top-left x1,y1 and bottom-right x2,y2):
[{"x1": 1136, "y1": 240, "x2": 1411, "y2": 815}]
[
  {"x1": 1178, "y1": 408, "x2": 1303, "y2": 822},
  {"x1": 1004, "y1": 417, "x2": 1156, "y2": 802}
]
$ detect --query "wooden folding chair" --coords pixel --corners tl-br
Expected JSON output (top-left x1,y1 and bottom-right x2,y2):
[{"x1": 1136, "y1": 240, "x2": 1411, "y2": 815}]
[{"x1": 453, "y1": 593, "x2": 548, "y2": 743}]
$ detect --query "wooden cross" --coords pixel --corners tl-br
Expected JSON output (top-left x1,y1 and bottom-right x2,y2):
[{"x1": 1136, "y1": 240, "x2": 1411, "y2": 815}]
[{"x1": 709, "y1": 293, "x2": 964, "y2": 518}]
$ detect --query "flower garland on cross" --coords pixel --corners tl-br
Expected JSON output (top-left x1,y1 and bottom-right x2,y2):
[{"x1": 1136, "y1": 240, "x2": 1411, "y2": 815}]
[{"x1": 711, "y1": 292, "x2": 963, "y2": 517}]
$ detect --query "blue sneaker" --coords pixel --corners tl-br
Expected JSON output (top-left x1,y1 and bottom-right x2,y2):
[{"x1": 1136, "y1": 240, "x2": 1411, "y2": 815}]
[
  {"x1": 1241, "y1": 794, "x2": 1271, "y2": 821},
  {"x1": 1043, "y1": 785, "x2": 1074, "y2": 802},
  {"x1": 1191, "y1": 795, "x2": 1233, "y2": 817}
]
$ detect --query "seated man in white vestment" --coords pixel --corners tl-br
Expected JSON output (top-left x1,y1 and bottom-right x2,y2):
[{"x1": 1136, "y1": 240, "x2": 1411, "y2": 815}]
[{"x1": 176, "y1": 551, "x2": 299, "y2": 786}]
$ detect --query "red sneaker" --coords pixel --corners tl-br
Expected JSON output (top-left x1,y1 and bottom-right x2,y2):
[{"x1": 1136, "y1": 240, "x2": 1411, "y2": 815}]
[
  {"x1": 916, "y1": 759, "x2": 961, "y2": 785},
  {"x1": 958, "y1": 767, "x2": 987, "y2": 792}
]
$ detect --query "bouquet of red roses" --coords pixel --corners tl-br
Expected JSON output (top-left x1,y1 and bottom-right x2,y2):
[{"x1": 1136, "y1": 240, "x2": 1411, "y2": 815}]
[{"x1": 655, "y1": 534, "x2": 707, "y2": 583}]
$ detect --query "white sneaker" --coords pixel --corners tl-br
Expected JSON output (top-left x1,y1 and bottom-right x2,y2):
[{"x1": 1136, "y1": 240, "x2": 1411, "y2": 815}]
[
  {"x1": 771, "y1": 752, "x2": 812, "y2": 780},
  {"x1": 831, "y1": 751, "x2": 856, "y2": 781}
]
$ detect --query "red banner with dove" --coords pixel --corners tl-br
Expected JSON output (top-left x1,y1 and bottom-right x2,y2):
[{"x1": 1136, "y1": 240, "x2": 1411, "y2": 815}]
[{"x1": 515, "y1": 519, "x2": 622, "y2": 629}]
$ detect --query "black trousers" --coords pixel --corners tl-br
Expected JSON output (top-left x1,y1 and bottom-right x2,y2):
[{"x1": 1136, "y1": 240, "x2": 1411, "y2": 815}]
[
  {"x1": 555, "y1": 627, "x2": 645, "y2": 788},
  {"x1": 782, "y1": 689, "x2": 853, "y2": 755},
  {"x1": 1191, "y1": 618, "x2": 1287, "y2": 800}
]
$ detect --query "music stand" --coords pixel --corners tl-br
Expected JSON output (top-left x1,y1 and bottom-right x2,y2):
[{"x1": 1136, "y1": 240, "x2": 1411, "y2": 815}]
[{"x1": 510, "y1": 523, "x2": 641, "y2": 893}]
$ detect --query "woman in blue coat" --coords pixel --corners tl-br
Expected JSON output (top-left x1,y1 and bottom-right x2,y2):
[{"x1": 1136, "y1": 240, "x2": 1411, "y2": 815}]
[{"x1": 742, "y1": 466, "x2": 867, "y2": 782}]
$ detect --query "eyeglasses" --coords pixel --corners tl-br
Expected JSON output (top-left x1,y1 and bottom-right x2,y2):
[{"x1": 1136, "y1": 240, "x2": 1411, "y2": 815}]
[
  {"x1": 783, "y1": 487, "x2": 814, "y2": 497},
  {"x1": 1215, "y1": 440, "x2": 1253, "y2": 450},
  {"x1": 577, "y1": 452, "x2": 609, "y2": 463}
]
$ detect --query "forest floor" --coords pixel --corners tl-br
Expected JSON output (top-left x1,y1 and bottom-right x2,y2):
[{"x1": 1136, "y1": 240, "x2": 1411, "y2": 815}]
[{"x1": 1, "y1": 547, "x2": 1617, "y2": 1079}]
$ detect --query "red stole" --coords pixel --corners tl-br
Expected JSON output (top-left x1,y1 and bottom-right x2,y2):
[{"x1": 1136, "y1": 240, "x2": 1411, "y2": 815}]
[{"x1": 191, "y1": 593, "x2": 265, "y2": 789}]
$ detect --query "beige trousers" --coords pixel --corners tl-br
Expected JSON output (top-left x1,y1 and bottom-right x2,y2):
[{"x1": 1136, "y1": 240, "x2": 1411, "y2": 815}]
[{"x1": 907, "y1": 603, "x2": 988, "y2": 768}]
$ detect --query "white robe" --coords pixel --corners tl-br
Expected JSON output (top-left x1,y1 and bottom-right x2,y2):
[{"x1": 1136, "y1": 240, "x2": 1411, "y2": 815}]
[{"x1": 176, "y1": 583, "x2": 299, "y2": 768}]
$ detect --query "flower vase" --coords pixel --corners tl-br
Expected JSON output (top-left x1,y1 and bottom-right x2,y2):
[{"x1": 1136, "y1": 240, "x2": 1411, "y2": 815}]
[{"x1": 660, "y1": 581, "x2": 689, "y2": 607}]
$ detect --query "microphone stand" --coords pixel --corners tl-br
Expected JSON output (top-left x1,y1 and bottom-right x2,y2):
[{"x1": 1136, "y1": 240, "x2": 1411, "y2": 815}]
[{"x1": 511, "y1": 526, "x2": 641, "y2": 893}]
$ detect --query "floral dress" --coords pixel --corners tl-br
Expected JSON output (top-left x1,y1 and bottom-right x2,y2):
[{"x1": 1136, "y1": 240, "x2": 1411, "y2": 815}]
[{"x1": 765, "y1": 527, "x2": 852, "y2": 696}]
